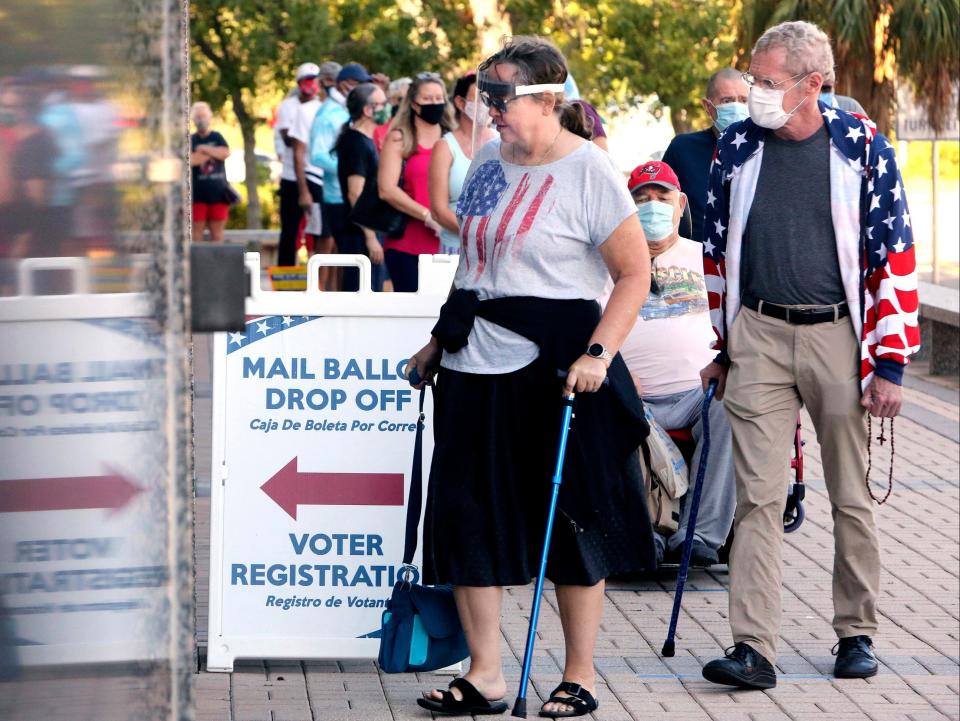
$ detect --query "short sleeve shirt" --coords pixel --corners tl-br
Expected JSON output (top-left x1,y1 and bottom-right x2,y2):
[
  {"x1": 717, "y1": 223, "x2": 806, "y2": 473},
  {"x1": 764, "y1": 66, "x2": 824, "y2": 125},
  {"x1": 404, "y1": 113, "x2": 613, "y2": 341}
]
[
  {"x1": 442, "y1": 139, "x2": 636, "y2": 374},
  {"x1": 602, "y1": 237, "x2": 715, "y2": 397},
  {"x1": 190, "y1": 131, "x2": 229, "y2": 204},
  {"x1": 336, "y1": 128, "x2": 378, "y2": 233},
  {"x1": 275, "y1": 96, "x2": 301, "y2": 182},
  {"x1": 286, "y1": 97, "x2": 324, "y2": 186}
]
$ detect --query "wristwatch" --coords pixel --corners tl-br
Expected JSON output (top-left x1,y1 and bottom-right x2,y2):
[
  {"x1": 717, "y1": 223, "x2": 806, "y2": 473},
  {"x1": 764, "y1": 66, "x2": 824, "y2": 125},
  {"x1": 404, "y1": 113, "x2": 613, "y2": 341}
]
[{"x1": 586, "y1": 342, "x2": 613, "y2": 365}]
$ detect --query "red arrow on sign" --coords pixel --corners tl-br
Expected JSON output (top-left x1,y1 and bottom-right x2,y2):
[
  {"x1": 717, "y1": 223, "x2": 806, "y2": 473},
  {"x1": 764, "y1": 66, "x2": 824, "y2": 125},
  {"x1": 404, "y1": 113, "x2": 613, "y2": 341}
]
[
  {"x1": 0, "y1": 471, "x2": 142, "y2": 513},
  {"x1": 260, "y1": 457, "x2": 405, "y2": 520}
]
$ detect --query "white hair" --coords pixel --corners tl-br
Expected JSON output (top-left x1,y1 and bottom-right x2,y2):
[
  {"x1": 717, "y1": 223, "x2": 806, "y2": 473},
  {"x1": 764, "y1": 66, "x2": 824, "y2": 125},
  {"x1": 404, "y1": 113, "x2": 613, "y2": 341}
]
[
  {"x1": 387, "y1": 77, "x2": 412, "y2": 97},
  {"x1": 190, "y1": 101, "x2": 211, "y2": 119},
  {"x1": 753, "y1": 20, "x2": 834, "y2": 78}
]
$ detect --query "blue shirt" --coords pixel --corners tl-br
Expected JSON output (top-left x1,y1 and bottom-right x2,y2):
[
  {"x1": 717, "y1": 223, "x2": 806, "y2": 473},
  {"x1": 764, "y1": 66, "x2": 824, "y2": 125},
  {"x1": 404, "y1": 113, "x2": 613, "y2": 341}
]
[
  {"x1": 661, "y1": 128, "x2": 717, "y2": 243},
  {"x1": 308, "y1": 97, "x2": 349, "y2": 204}
]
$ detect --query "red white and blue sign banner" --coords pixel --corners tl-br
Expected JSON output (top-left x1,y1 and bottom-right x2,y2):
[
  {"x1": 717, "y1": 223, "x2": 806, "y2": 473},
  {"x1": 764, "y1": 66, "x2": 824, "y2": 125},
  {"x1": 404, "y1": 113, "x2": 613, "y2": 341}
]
[{"x1": 206, "y1": 254, "x2": 454, "y2": 671}]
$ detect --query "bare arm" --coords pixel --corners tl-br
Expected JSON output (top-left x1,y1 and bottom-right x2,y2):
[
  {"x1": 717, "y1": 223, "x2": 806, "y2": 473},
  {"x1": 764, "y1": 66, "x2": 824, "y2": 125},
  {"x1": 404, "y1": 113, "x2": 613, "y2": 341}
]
[
  {"x1": 428, "y1": 139, "x2": 459, "y2": 234},
  {"x1": 594, "y1": 214, "x2": 650, "y2": 351},
  {"x1": 280, "y1": 128, "x2": 294, "y2": 148},
  {"x1": 293, "y1": 139, "x2": 312, "y2": 209},
  {"x1": 564, "y1": 214, "x2": 650, "y2": 394},
  {"x1": 189, "y1": 151, "x2": 206, "y2": 166},
  {"x1": 347, "y1": 174, "x2": 383, "y2": 264},
  {"x1": 378, "y1": 130, "x2": 430, "y2": 220}
]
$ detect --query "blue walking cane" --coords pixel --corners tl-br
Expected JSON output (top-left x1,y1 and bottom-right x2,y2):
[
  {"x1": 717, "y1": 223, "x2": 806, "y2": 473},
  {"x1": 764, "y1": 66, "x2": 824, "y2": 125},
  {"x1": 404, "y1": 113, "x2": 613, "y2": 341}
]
[
  {"x1": 662, "y1": 378, "x2": 718, "y2": 657},
  {"x1": 512, "y1": 385, "x2": 577, "y2": 718}
]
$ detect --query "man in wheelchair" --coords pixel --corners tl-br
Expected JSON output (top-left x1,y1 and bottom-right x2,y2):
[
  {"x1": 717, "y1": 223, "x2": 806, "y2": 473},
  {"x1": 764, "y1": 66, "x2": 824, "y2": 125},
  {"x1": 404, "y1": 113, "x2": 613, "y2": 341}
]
[{"x1": 606, "y1": 161, "x2": 735, "y2": 567}]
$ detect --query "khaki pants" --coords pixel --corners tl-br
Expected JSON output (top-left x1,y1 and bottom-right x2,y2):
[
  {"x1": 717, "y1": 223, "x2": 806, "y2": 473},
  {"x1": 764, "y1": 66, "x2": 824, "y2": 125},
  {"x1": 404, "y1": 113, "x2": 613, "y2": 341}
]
[{"x1": 725, "y1": 306, "x2": 879, "y2": 664}]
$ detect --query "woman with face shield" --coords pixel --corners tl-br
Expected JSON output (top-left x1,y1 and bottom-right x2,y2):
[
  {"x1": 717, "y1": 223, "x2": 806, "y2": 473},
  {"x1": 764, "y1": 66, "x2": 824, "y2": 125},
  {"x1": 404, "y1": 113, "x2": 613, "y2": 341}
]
[
  {"x1": 406, "y1": 37, "x2": 654, "y2": 718},
  {"x1": 427, "y1": 73, "x2": 496, "y2": 255}
]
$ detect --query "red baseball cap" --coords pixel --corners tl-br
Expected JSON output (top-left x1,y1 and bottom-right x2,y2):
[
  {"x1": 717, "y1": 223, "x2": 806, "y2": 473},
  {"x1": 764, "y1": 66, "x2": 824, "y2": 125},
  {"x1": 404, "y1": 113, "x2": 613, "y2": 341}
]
[{"x1": 627, "y1": 160, "x2": 681, "y2": 194}]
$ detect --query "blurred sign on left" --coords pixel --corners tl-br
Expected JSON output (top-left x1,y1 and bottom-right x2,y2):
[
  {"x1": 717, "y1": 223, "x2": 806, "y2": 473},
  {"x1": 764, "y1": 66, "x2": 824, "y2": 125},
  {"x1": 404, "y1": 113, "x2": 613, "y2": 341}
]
[{"x1": 0, "y1": 261, "x2": 171, "y2": 664}]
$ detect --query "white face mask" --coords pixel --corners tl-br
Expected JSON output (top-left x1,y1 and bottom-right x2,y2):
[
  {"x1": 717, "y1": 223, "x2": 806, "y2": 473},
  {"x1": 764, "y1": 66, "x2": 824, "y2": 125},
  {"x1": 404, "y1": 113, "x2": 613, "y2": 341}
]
[
  {"x1": 464, "y1": 99, "x2": 490, "y2": 128},
  {"x1": 747, "y1": 74, "x2": 809, "y2": 129}
]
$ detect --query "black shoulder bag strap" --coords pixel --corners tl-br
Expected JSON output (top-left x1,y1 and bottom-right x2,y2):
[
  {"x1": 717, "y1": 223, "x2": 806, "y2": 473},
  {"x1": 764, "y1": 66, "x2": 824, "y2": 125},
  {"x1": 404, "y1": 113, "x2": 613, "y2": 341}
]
[{"x1": 401, "y1": 386, "x2": 427, "y2": 566}]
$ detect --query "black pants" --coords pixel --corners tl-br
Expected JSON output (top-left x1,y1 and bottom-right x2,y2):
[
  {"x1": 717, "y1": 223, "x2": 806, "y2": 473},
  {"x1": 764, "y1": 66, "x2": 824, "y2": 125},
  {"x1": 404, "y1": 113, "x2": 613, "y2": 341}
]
[
  {"x1": 338, "y1": 225, "x2": 366, "y2": 292},
  {"x1": 278, "y1": 179, "x2": 301, "y2": 267},
  {"x1": 385, "y1": 249, "x2": 419, "y2": 292}
]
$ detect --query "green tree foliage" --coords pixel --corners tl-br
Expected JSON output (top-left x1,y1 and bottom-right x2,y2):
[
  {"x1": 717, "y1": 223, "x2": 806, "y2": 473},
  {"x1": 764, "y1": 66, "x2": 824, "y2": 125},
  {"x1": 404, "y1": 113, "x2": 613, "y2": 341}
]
[
  {"x1": 190, "y1": 0, "x2": 479, "y2": 228},
  {"x1": 504, "y1": 0, "x2": 738, "y2": 132},
  {"x1": 738, "y1": 0, "x2": 960, "y2": 135}
]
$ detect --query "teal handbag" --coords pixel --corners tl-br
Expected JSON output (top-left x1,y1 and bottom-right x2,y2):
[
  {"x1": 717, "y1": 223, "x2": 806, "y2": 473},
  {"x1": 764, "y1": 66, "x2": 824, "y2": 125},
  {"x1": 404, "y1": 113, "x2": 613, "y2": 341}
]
[{"x1": 378, "y1": 387, "x2": 469, "y2": 673}]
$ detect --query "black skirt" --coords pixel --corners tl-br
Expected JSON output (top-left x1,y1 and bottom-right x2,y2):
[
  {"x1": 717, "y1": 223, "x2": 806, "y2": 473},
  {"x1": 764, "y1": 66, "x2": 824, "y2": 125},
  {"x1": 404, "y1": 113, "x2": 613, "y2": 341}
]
[{"x1": 422, "y1": 360, "x2": 656, "y2": 587}]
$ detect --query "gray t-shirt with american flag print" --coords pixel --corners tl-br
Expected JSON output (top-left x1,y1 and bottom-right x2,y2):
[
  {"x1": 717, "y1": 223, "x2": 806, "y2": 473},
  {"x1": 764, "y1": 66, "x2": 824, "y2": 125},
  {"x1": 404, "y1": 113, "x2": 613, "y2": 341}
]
[{"x1": 441, "y1": 138, "x2": 636, "y2": 375}]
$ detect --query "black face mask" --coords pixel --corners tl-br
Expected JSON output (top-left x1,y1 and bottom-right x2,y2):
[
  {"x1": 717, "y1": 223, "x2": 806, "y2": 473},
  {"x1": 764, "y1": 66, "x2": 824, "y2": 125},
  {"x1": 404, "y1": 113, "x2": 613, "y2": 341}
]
[
  {"x1": 415, "y1": 103, "x2": 446, "y2": 125},
  {"x1": 390, "y1": 103, "x2": 399, "y2": 118}
]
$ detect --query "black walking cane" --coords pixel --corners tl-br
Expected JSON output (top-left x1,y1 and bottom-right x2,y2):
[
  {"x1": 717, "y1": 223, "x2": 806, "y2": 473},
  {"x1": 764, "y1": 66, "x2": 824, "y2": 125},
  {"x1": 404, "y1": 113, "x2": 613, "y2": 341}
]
[
  {"x1": 512, "y1": 378, "x2": 578, "y2": 718},
  {"x1": 662, "y1": 378, "x2": 718, "y2": 657}
]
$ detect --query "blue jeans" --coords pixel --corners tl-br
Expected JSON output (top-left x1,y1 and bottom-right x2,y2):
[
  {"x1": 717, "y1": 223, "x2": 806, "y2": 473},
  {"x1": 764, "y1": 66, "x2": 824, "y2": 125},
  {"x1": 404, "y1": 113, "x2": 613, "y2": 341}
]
[{"x1": 643, "y1": 386, "x2": 736, "y2": 551}]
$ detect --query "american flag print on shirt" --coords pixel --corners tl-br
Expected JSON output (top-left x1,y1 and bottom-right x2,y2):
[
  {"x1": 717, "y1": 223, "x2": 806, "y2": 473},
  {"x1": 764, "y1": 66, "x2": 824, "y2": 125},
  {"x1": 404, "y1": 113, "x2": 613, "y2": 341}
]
[
  {"x1": 702, "y1": 101, "x2": 920, "y2": 387},
  {"x1": 456, "y1": 159, "x2": 555, "y2": 278}
]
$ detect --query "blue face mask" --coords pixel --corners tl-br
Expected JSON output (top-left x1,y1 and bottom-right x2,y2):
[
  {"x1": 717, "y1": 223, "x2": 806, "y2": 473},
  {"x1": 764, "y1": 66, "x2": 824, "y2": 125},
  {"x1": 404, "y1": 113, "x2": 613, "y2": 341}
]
[
  {"x1": 713, "y1": 101, "x2": 749, "y2": 131},
  {"x1": 636, "y1": 200, "x2": 676, "y2": 241},
  {"x1": 820, "y1": 91, "x2": 837, "y2": 108}
]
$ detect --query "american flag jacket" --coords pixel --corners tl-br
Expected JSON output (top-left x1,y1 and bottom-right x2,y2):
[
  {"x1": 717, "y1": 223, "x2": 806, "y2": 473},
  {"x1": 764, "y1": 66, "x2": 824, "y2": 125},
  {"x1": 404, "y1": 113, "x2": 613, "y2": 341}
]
[{"x1": 702, "y1": 100, "x2": 920, "y2": 389}]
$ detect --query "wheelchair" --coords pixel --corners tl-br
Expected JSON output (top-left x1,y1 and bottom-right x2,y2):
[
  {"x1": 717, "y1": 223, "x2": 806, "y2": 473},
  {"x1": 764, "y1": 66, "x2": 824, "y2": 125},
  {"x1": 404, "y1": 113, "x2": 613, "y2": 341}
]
[{"x1": 661, "y1": 413, "x2": 806, "y2": 565}]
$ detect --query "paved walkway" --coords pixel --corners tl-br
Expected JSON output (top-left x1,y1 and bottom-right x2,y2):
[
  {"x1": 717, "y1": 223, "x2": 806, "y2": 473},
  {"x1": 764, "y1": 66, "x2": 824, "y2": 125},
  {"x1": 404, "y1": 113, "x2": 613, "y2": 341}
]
[
  {"x1": 1, "y1": 348, "x2": 956, "y2": 721},
  {"x1": 191, "y1": 360, "x2": 959, "y2": 721}
]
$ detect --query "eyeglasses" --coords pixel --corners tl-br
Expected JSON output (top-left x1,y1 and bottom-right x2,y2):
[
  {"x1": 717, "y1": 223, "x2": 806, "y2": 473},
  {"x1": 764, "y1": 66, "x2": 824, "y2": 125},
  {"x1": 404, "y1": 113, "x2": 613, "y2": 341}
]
[
  {"x1": 478, "y1": 91, "x2": 520, "y2": 114},
  {"x1": 415, "y1": 72, "x2": 443, "y2": 81},
  {"x1": 740, "y1": 69, "x2": 808, "y2": 91}
]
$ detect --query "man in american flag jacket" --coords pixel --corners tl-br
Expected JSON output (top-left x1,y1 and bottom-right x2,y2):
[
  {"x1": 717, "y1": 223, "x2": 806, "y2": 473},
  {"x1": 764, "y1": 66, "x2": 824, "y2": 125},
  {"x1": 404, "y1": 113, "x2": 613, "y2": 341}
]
[{"x1": 699, "y1": 21, "x2": 920, "y2": 690}]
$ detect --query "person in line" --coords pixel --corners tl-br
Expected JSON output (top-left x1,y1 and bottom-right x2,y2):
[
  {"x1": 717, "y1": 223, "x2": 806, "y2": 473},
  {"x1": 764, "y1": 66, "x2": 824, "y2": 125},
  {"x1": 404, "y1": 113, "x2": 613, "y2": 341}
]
[
  {"x1": 819, "y1": 68, "x2": 867, "y2": 115},
  {"x1": 377, "y1": 72, "x2": 450, "y2": 291},
  {"x1": 0, "y1": 77, "x2": 56, "y2": 263},
  {"x1": 308, "y1": 62, "x2": 373, "y2": 287},
  {"x1": 275, "y1": 62, "x2": 322, "y2": 266},
  {"x1": 661, "y1": 69, "x2": 749, "y2": 243},
  {"x1": 428, "y1": 73, "x2": 495, "y2": 255},
  {"x1": 334, "y1": 83, "x2": 388, "y2": 290},
  {"x1": 700, "y1": 20, "x2": 919, "y2": 689},
  {"x1": 406, "y1": 37, "x2": 655, "y2": 718},
  {"x1": 572, "y1": 99, "x2": 607, "y2": 150},
  {"x1": 608, "y1": 160, "x2": 735, "y2": 567},
  {"x1": 189, "y1": 101, "x2": 231, "y2": 242},
  {"x1": 373, "y1": 76, "x2": 411, "y2": 153}
]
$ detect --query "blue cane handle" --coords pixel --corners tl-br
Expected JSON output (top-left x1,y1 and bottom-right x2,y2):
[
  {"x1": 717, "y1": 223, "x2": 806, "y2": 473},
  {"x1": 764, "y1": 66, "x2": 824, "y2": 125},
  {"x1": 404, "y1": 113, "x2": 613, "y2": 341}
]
[{"x1": 408, "y1": 367, "x2": 423, "y2": 387}]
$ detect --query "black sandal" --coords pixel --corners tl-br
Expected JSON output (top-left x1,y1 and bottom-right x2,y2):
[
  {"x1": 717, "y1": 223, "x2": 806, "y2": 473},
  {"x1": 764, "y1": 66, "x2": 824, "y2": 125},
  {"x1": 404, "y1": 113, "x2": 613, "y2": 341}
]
[
  {"x1": 417, "y1": 677, "x2": 508, "y2": 716},
  {"x1": 539, "y1": 681, "x2": 599, "y2": 718}
]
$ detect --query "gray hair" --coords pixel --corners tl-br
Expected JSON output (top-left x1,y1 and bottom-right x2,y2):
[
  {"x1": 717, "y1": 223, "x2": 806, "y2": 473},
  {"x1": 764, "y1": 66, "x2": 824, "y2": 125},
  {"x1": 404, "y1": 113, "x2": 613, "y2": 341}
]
[
  {"x1": 706, "y1": 68, "x2": 744, "y2": 100},
  {"x1": 190, "y1": 101, "x2": 211, "y2": 119},
  {"x1": 318, "y1": 61, "x2": 342, "y2": 82},
  {"x1": 753, "y1": 20, "x2": 834, "y2": 78},
  {"x1": 387, "y1": 77, "x2": 412, "y2": 97}
]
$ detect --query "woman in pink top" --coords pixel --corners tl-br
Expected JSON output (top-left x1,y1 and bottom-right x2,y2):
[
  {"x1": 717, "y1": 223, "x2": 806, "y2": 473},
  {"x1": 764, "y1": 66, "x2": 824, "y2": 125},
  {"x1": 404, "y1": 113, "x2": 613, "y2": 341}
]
[{"x1": 378, "y1": 72, "x2": 454, "y2": 291}]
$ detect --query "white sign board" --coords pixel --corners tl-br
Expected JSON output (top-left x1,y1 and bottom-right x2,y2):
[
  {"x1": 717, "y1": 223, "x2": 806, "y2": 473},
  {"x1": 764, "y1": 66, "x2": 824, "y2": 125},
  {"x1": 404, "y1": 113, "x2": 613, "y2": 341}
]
[
  {"x1": 0, "y1": 265, "x2": 171, "y2": 665},
  {"x1": 206, "y1": 254, "x2": 456, "y2": 672},
  {"x1": 896, "y1": 83, "x2": 960, "y2": 140}
]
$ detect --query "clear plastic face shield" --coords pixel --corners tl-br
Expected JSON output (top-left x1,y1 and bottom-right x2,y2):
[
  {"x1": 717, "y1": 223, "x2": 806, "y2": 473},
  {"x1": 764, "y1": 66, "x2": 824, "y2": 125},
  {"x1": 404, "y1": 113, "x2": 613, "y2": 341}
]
[{"x1": 473, "y1": 71, "x2": 565, "y2": 154}]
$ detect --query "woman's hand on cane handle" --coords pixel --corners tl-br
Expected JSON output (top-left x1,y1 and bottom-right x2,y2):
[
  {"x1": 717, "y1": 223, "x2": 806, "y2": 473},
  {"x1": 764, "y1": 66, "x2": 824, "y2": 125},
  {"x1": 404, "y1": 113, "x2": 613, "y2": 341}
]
[
  {"x1": 565, "y1": 355, "x2": 607, "y2": 395},
  {"x1": 406, "y1": 338, "x2": 441, "y2": 390}
]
